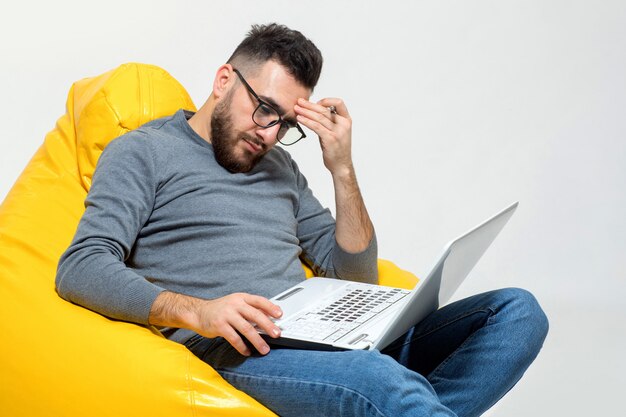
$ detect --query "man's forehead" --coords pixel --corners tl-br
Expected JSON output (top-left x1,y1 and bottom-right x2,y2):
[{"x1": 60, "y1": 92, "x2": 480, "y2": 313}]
[{"x1": 246, "y1": 63, "x2": 311, "y2": 111}]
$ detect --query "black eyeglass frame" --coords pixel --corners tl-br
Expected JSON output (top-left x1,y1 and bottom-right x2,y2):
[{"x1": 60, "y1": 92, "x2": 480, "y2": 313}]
[{"x1": 232, "y1": 68, "x2": 306, "y2": 146}]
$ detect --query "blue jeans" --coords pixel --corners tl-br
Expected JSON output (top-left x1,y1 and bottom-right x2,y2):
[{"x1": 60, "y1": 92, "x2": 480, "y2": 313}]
[{"x1": 185, "y1": 288, "x2": 548, "y2": 417}]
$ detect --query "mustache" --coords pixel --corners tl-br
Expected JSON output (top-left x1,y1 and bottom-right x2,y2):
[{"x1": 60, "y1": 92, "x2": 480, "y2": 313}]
[{"x1": 242, "y1": 134, "x2": 267, "y2": 151}]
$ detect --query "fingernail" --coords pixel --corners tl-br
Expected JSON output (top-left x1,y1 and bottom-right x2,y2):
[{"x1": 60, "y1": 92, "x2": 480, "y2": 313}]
[
  {"x1": 273, "y1": 327, "x2": 281, "y2": 337},
  {"x1": 260, "y1": 345, "x2": 270, "y2": 355}
]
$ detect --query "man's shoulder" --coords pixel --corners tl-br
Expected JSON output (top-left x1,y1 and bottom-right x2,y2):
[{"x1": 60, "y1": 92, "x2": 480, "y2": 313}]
[
  {"x1": 138, "y1": 111, "x2": 180, "y2": 131},
  {"x1": 105, "y1": 111, "x2": 183, "y2": 152},
  {"x1": 104, "y1": 128, "x2": 154, "y2": 156},
  {"x1": 131, "y1": 111, "x2": 182, "y2": 140}
]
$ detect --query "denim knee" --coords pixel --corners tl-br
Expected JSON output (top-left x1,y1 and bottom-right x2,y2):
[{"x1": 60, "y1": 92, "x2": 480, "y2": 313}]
[{"x1": 498, "y1": 287, "x2": 549, "y2": 354}]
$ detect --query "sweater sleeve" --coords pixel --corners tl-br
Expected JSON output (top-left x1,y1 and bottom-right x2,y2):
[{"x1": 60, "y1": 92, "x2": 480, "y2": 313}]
[
  {"x1": 291, "y1": 159, "x2": 378, "y2": 284},
  {"x1": 55, "y1": 133, "x2": 166, "y2": 325}
]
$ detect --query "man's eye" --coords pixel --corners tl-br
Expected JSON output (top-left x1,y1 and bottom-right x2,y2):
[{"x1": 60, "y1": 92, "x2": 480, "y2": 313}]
[{"x1": 258, "y1": 103, "x2": 275, "y2": 116}]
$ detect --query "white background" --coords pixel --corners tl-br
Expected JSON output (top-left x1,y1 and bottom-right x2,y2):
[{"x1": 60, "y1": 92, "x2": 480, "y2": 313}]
[{"x1": 1, "y1": 1, "x2": 625, "y2": 415}]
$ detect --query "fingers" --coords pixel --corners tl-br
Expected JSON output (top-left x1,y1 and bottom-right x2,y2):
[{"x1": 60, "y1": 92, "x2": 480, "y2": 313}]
[
  {"x1": 235, "y1": 300, "x2": 282, "y2": 355},
  {"x1": 297, "y1": 97, "x2": 349, "y2": 118},
  {"x1": 295, "y1": 100, "x2": 335, "y2": 133},
  {"x1": 200, "y1": 294, "x2": 282, "y2": 357},
  {"x1": 219, "y1": 319, "x2": 254, "y2": 356},
  {"x1": 317, "y1": 97, "x2": 350, "y2": 119},
  {"x1": 244, "y1": 293, "x2": 283, "y2": 319},
  {"x1": 228, "y1": 314, "x2": 270, "y2": 356},
  {"x1": 240, "y1": 296, "x2": 283, "y2": 341},
  {"x1": 295, "y1": 98, "x2": 350, "y2": 134},
  {"x1": 295, "y1": 97, "x2": 354, "y2": 174}
]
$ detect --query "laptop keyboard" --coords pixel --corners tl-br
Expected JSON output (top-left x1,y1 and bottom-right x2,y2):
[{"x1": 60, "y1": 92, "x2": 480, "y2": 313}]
[{"x1": 279, "y1": 286, "x2": 410, "y2": 343}]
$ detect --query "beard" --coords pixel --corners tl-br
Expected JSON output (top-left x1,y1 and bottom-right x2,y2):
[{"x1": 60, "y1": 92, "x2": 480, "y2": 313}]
[{"x1": 210, "y1": 92, "x2": 268, "y2": 173}]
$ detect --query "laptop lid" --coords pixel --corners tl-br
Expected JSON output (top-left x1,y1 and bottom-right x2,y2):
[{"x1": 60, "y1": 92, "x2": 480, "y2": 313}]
[
  {"x1": 371, "y1": 201, "x2": 519, "y2": 350},
  {"x1": 262, "y1": 202, "x2": 519, "y2": 351}
]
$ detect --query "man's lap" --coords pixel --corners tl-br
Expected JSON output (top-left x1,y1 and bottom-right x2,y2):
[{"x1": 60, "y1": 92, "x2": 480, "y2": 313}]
[
  {"x1": 185, "y1": 288, "x2": 548, "y2": 417},
  {"x1": 187, "y1": 336, "x2": 452, "y2": 417}
]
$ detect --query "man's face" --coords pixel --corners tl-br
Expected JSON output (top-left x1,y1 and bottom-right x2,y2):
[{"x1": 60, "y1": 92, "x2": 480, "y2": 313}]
[{"x1": 210, "y1": 61, "x2": 311, "y2": 173}]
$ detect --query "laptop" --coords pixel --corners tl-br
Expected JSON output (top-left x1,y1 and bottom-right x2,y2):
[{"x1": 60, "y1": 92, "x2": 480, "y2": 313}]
[{"x1": 259, "y1": 202, "x2": 519, "y2": 351}]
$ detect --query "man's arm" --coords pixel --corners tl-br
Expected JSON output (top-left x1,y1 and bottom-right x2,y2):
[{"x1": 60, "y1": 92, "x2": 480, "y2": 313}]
[
  {"x1": 57, "y1": 133, "x2": 282, "y2": 357},
  {"x1": 56, "y1": 134, "x2": 166, "y2": 325},
  {"x1": 294, "y1": 98, "x2": 376, "y2": 259},
  {"x1": 331, "y1": 165, "x2": 375, "y2": 254},
  {"x1": 149, "y1": 291, "x2": 282, "y2": 356}
]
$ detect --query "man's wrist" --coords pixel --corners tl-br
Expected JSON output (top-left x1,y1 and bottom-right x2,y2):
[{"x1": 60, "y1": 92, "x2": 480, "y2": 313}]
[
  {"x1": 330, "y1": 163, "x2": 355, "y2": 182},
  {"x1": 149, "y1": 290, "x2": 201, "y2": 330}
]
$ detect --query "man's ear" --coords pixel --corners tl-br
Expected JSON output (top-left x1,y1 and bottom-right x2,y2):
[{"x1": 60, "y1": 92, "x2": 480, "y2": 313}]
[{"x1": 212, "y1": 64, "x2": 235, "y2": 99}]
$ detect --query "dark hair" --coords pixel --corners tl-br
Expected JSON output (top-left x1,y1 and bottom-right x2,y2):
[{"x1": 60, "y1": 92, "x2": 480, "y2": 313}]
[{"x1": 227, "y1": 23, "x2": 323, "y2": 90}]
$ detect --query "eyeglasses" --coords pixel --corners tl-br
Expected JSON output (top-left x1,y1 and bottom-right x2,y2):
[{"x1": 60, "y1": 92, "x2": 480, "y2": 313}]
[{"x1": 233, "y1": 68, "x2": 306, "y2": 146}]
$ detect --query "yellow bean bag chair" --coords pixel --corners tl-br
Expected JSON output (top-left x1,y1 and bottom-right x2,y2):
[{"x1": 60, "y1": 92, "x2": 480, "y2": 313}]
[{"x1": 0, "y1": 63, "x2": 418, "y2": 416}]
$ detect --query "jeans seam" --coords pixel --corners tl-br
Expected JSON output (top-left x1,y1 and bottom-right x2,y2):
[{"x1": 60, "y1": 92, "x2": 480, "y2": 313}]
[
  {"x1": 184, "y1": 333, "x2": 203, "y2": 350},
  {"x1": 219, "y1": 370, "x2": 389, "y2": 417},
  {"x1": 384, "y1": 306, "x2": 497, "y2": 356},
  {"x1": 426, "y1": 306, "x2": 498, "y2": 380}
]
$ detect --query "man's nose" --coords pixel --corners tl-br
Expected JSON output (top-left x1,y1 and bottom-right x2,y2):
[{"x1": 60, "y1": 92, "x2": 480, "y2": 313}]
[{"x1": 256, "y1": 123, "x2": 281, "y2": 147}]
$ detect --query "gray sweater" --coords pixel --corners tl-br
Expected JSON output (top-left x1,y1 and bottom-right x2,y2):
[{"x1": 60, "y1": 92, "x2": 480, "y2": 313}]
[{"x1": 56, "y1": 110, "x2": 377, "y2": 343}]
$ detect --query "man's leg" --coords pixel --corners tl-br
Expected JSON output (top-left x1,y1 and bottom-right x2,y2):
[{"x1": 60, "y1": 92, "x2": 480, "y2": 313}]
[
  {"x1": 186, "y1": 336, "x2": 457, "y2": 417},
  {"x1": 185, "y1": 287, "x2": 548, "y2": 417},
  {"x1": 383, "y1": 287, "x2": 549, "y2": 417}
]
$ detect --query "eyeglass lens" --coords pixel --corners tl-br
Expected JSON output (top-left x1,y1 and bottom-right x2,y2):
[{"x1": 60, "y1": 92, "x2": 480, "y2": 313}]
[{"x1": 252, "y1": 105, "x2": 302, "y2": 145}]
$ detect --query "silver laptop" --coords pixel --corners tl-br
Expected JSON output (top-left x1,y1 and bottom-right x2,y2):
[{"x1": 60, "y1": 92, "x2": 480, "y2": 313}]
[{"x1": 260, "y1": 202, "x2": 519, "y2": 351}]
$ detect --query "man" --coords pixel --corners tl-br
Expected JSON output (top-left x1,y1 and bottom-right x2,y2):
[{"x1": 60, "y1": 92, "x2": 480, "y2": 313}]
[{"x1": 56, "y1": 23, "x2": 548, "y2": 417}]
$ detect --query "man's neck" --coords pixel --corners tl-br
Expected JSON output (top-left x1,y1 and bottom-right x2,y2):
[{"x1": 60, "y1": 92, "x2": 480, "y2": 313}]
[{"x1": 187, "y1": 99, "x2": 215, "y2": 144}]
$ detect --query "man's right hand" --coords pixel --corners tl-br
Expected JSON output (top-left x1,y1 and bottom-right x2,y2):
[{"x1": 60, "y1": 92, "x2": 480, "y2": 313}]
[{"x1": 149, "y1": 291, "x2": 283, "y2": 356}]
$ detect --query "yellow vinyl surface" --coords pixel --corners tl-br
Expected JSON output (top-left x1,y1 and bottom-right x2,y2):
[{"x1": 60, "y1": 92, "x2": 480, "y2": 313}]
[{"x1": 0, "y1": 63, "x2": 418, "y2": 416}]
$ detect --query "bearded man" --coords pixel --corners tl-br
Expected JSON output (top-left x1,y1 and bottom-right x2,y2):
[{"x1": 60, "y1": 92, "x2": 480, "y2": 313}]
[{"x1": 56, "y1": 23, "x2": 548, "y2": 417}]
